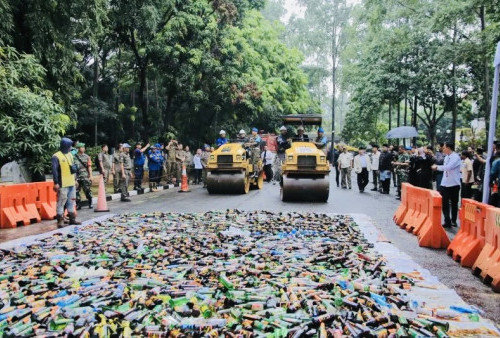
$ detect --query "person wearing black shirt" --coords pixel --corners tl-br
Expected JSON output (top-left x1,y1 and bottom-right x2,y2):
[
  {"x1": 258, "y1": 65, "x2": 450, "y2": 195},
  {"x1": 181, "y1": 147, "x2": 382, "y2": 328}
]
[{"x1": 379, "y1": 144, "x2": 394, "y2": 194}]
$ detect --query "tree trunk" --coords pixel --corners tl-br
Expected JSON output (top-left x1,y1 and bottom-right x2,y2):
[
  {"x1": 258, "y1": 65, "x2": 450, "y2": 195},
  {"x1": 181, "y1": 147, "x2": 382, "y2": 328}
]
[
  {"x1": 412, "y1": 96, "x2": 418, "y2": 146},
  {"x1": 388, "y1": 101, "x2": 392, "y2": 131},
  {"x1": 396, "y1": 99, "x2": 401, "y2": 145},
  {"x1": 163, "y1": 87, "x2": 175, "y2": 131},
  {"x1": 138, "y1": 65, "x2": 149, "y2": 138},
  {"x1": 404, "y1": 96, "x2": 408, "y2": 147}
]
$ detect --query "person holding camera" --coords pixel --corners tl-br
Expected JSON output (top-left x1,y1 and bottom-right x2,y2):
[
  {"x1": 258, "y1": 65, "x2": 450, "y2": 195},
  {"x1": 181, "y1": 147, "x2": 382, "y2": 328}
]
[{"x1": 51, "y1": 137, "x2": 81, "y2": 228}]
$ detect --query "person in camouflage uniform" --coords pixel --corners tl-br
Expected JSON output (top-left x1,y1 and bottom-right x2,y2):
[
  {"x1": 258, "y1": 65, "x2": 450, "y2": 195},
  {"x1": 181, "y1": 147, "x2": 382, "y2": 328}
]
[
  {"x1": 73, "y1": 143, "x2": 93, "y2": 209},
  {"x1": 119, "y1": 143, "x2": 133, "y2": 202},
  {"x1": 393, "y1": 145, "x2": 411, "y2": 200}
]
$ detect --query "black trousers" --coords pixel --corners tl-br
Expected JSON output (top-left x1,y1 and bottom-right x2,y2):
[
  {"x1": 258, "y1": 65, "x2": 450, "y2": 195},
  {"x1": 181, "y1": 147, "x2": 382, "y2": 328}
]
[
  {"x1": 264, "y1": 164, "x2": 273, "y2": 182},
  {"x1": 382, "y1": 179, "x2": 391, "y2": 194},
  {"x1": 440, "y1": 185, "x2": 460, "y2": 226},
  {"x1": 194, "y1": 169, "x2": 202, "y2": 184},
  {"x1": 134, "y1": 165, "x2": 144, "y2": 188},
  {"x1": 461, "y1": 182, "x2": 473, "y2": 199},
  {"x1": 334, "y1": 166, "x2": 340, "y2": 186},
  {"x1": 357, "y1": 168, "x2": 369, "y2": 191},
  {"x1": 372, "y1": 170, "x2": 379, "y2": 189}
]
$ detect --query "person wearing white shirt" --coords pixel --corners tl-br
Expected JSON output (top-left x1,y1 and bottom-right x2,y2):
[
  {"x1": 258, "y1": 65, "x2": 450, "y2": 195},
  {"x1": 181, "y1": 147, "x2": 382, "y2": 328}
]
[
  {"x1": 370, "y1": 145, "x2": 380, "y2": 191},
  {"x1": 432, "y1": 142, "x2": 461, "y2": 228},
  {"x1": 193, "y1": 149, "x2": 203, "y2": 185},
  {"x1": 338, "y1": 147, "x2": 353, "y2": 189},
  {"x1": 261, "y1": 145, "x2": 275, "y2": 183},
  {"x1": 354, "y1": 146, "x2": 372, "y2": 193},
  {"x1": 460, "y1": 151, "x2": 474, "y2": 199}
]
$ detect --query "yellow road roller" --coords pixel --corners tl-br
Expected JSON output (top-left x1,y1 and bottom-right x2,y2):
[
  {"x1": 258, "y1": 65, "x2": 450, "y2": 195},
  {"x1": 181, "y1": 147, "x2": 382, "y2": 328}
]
[
  {"x1": 280, "y1": 114, "x2": 330, "y2": 202},
  {"x1": 206, "y1": 143, "x2": 263, "y2": 194}
]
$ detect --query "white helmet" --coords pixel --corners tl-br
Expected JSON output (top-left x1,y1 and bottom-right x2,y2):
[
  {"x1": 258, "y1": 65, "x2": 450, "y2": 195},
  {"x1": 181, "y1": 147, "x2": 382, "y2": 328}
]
[
  {"x1": 239, "y1": 129, "x2": 246, "y2": 135},
  {"x1": 219, "y1": 130, "x2": 226, "y2": 135},
  {"x1": 279, "y1": 126, "x2": 287, "y2": 131}
]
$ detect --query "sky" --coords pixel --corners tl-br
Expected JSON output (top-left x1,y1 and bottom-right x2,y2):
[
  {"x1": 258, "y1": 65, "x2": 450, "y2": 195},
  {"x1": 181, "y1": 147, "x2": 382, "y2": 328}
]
[{"x1": 283, "y1": 0, "x2": 305, "y2": 22}]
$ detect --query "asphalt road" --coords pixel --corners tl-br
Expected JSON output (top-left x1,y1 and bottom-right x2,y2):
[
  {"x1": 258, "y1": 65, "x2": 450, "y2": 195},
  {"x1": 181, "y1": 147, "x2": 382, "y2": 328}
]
[{"x1": 1, "y1": 173, "x2": 499, "y2": 324}]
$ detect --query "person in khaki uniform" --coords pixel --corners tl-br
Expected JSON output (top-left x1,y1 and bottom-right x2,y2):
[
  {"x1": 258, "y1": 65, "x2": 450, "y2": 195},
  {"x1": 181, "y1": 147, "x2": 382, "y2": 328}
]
[
  {"x1": 176, "y1": 143, "x2": 186, "y2": 183},
  {"x1": 98, "y1": 144, "x2": 112, "y2": 184},
  {"x1": 245, "y1": 128, "x2": 261, "y2": 177},
  {"x1": 119, "y1": 143, "x2": 133, "y2": 202},
  {"x1": 201, "y1": 144, "x2": 211, "y2": 188},
  {"x1": 166, "y1": 139, "x2": 178, "y2": 184},
  {"x1": 112, "y1": 144, "x2": 123, "y2": 193}
]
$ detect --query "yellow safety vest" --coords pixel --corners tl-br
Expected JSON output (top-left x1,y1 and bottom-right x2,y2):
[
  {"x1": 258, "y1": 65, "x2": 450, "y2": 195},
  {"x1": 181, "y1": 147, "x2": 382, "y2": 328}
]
[{"x1": 54, "y1": 151, "x2": 76, "y2": 188}]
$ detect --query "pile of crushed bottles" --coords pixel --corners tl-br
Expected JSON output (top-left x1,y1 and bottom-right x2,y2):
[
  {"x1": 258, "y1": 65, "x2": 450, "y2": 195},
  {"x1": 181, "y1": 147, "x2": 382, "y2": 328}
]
[{"x1": 0, "y1": 211, "x2": 458, "y2": 336}]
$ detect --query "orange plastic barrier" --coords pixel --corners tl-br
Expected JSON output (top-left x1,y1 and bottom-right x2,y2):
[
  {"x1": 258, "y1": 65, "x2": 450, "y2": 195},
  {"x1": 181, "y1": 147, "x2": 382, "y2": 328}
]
[
  {"x1": 472, "y1": 207, "x2": 500, "y2": 292},
  {"x1": 417, "y1": 189, "x2": 450, "y2": 249},
  {"x1": 398, "y1": 185, "x2": 419, "y2": 230},
  {"x1": 393, "y1": 184, "x2": 450, "y2": 249},
  {"x1": 31, "y1": 182, "x2": 57, "y2": 220},
  {"x1": 393, "y1": 183, "x2": 409, "y2": 225},
  {"x1": 0, "y1": 184, "x2": 41, "y2": 228},
  {"x1": 447, "y1": 199, "x2": 489, "y2": 267}
]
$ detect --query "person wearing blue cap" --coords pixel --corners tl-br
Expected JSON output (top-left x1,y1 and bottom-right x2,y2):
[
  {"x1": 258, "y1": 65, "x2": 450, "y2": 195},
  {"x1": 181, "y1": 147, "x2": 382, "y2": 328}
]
[
  {"x1": 314, "y1": 127, "x2": 327, "y2": 152},
  {"x1": 148, "y1": 144, "x2": 164, "y2": 191},
  {"x1": 52, "y1": 137, "x2": 80, "y2": 227},
  {"x1": 133, "y1": 142, "x2": 150, "y2": 191},
  {"x1": 246, "y1": 128, "x2": 262, "y2": 176}
]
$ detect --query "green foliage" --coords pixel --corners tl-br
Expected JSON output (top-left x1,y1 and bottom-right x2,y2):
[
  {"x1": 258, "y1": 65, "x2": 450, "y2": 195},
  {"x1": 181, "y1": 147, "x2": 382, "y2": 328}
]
[
  {"x1": 340, "y1": 0, "x2": 498, "y2": 146},
  {"x1": 0, "y1": 47, "x2": 70, "y2": 174}
]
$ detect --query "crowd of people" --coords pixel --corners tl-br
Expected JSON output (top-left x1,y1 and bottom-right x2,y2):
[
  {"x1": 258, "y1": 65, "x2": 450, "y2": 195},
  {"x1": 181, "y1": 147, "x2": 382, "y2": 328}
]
[
  {"x1": 51, "y1": 126, "x2": 500, "y2": 229},
  {"x1": 331, "y1": 141, "x2": 500, "y2": 228}
]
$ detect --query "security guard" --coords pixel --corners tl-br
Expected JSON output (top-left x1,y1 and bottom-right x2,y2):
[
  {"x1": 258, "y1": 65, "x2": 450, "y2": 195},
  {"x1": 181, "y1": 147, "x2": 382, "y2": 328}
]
[
  {"x1": 216, "y1": 130, "x2": 228, "y2": 147},
  {"x1": 166, "y1": 139, "x2": 178, "y2": 184},
  {"x1": 246, "y1": 127, "x2": 262, "y2": 175},
  {"x1": 201, "y1": 144, "x2": 211, "y2": 188},
  {"x1": 112, "y1": 143, "x2": 123, "y2": 193},
  {"x1": 73, "y1": 143, "x2": 93, "y2": 210},
  {"x1": 314, "y1": 127, "x2": 328, "y2": 153},
  {"x1": 276, "y1": 126, "x2": 291, "y2": 162},
  {"x1": 119, "y1": 143, "x2": 133, "y2": 202},
  {"x1": 175, "y1": 143, "x2": 185, "y2": 183},
  {"x1": 97, "y1": 144, "x2": 112, "y2": 184}
]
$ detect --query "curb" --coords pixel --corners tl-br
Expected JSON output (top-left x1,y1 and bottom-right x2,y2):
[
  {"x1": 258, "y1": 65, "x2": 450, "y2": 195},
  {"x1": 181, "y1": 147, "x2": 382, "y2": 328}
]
[{"x1": 80, "y1": 183, "x2": 181, "y2": 207}]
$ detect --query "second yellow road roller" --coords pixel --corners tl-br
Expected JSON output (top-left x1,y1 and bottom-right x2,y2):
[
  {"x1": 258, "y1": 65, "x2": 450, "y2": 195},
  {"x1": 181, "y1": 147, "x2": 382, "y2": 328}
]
[
  {"x1": 206, "y1": 142, "x2": 263, "y2": 194},
  {"x1": 280, "y1": 114, "x2": 331, "y2": 202}
]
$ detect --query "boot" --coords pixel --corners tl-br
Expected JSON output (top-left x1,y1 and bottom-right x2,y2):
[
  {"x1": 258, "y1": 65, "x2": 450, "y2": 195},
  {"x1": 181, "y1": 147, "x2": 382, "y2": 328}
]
[
  {"x1": 56, "y1": 215, "x2": 65, "y2": 228},
  {"x1": 68, "y1": 212, "x2": 82, "y2": 225}
]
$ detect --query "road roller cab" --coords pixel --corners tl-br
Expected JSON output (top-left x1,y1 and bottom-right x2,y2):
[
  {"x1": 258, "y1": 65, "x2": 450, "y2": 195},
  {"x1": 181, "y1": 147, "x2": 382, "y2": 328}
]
[
  {"x1": 206, "y1": 142, "x2": 264, "y2": 194},
  {"x1": 280, "y1": 115, "x2": 331, "y2": 202}
]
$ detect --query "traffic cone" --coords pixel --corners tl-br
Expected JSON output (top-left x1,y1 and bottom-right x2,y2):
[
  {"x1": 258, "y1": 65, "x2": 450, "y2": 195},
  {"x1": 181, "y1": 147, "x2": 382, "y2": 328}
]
[
  {"x1": 95, "y1": 175, "x2": 110, "y2": 212},
  {"x1": 179, "y1": 165, "x2": 190, "y2": 193}
]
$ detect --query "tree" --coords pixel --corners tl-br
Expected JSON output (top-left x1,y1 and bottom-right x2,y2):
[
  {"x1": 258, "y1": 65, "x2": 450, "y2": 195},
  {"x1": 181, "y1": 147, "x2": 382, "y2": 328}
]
[{"x1": 0, "y1": 47, "x2": 70, "y2": 175}]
